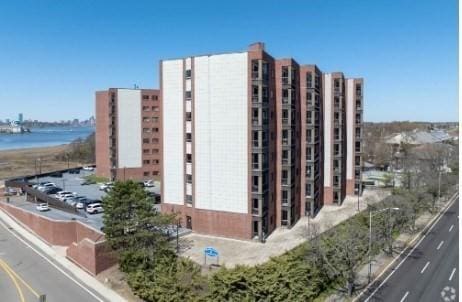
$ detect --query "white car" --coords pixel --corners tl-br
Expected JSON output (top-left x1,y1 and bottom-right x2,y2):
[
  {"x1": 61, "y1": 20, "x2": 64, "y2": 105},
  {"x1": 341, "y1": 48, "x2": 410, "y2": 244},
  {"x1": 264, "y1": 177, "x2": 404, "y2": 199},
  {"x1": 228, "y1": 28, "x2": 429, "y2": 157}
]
[
  {"x1": 86, "y1": 203, "x2": 103, "y2": 214},
  {"x1": 99, "y1": 182, "x2": 113, "y2": 191},
  {"x1": 36, "y1": 203, "x2": 50, "y2": 212},
  {"x1": 33, "y1": 182, "x2": 55, "y2": 189},
  {"x1": 143, "y1": 180, "x2": 155, "y2": 187},
  {"x1": 83, "y1": 166, "x2": 95, "y2": 171}
]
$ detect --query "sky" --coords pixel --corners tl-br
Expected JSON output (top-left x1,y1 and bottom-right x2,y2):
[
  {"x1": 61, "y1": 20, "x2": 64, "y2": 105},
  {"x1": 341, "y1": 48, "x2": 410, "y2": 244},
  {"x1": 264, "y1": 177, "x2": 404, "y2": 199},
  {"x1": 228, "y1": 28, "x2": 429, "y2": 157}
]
[{"x1": 0, "y1": 0, "x2": 458, "y2": 122}]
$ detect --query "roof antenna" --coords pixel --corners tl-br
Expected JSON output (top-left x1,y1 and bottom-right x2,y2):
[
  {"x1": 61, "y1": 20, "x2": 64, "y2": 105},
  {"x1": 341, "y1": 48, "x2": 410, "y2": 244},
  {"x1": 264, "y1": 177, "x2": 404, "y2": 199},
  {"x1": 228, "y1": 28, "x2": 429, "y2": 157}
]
[{"x1": 134, "y1": 84, "x2": 139, "y2": 89}]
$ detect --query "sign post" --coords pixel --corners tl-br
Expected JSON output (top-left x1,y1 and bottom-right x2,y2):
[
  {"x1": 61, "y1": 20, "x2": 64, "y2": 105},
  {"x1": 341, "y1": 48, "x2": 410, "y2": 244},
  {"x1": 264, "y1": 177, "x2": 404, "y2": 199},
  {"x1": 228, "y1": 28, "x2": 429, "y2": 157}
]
[{"x1": 204, "y1": 247, "x2": 219, "y2": 266}]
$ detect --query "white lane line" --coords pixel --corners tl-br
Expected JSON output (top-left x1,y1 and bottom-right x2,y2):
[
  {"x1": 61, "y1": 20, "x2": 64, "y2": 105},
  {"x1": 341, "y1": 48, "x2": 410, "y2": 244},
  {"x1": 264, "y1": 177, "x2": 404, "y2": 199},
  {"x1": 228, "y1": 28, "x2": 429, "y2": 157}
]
[
  {"x1": 437, "y1": 241, "x2": 444, "y2": 250},
  {"x1": 420, "y1": 261, "x2": 430, "y2": 274},
  {"x1": 400, "y1": 291, "x2": 409, "y2": 302},
  {"x1": 449, "y1": 225, "x2": 454, "y2": 232},
  {"x1": 0, "y1": 218, "x2": 105, "y2": 302},
  {"x1": 359, "y1": 194, "x2": 458, "y2": 302},
  {"x1": 449, "y1": 268, "x2": 456, "y2": 281}
]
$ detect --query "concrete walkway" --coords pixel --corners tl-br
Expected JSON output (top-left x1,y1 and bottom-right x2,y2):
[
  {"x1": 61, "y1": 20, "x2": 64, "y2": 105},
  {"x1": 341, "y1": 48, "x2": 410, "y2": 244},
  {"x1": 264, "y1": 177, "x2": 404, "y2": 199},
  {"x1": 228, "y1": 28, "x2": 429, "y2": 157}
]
[
  {"x1": 180, "y1": 189, "x2": 390, "y2": 268},
  {"x1": 0, "y1": 205, "x2": 127, "y2": 302}
]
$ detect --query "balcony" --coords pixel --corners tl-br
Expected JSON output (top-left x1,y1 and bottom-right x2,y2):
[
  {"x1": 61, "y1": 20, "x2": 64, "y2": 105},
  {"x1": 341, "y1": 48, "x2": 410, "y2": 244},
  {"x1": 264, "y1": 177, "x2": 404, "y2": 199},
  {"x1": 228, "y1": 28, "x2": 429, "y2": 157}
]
[{"x1": 252, "y1": 185, "x2": 259, "y2": 193}]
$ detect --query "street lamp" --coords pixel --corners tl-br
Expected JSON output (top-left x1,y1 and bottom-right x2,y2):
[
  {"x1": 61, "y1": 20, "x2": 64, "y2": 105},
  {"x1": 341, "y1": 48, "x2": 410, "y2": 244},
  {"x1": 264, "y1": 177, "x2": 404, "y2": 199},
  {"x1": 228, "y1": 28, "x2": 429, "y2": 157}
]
[{"x1": 368, "y1": 207, "x2": 400, "y2": 284}]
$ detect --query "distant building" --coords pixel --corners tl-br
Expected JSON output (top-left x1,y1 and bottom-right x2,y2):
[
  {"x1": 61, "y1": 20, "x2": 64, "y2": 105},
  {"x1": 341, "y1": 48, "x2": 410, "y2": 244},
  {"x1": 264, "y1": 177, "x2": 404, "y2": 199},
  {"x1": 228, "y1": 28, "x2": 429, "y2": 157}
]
[
  {"x1": 18, "y1": 113, "x2": 23, "y2": 123},
  {"x1": 95, "y1": 88, "x2": 162, "y2": 181}
]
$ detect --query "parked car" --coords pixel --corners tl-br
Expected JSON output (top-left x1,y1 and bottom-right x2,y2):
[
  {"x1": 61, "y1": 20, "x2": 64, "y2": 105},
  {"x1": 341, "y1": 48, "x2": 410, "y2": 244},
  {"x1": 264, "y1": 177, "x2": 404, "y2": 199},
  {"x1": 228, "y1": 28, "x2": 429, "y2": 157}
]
[
  {"x1": 68, "y1": 169, "x2": 80, "y2": 174},
  {"x1": 99, "y1": 182, "x2": 113, "y2": 191},
  {"x1": 81, "y1": 180, "x2": 92, "y2": 185},
  {"x1": 49, "y1": 172, "x2": 63, "y2": 178},
  {"x1": 44, "y1": 187, "x2": 63, "y2": 195},
  {"x1": 76, "y1": 198, "x2": 93, "y2": 209},
  {"x1": 36, "y1": 203, "x2": 50, "y2": 212},
  {"x1": 143, "y1": 180, "x2": 155, "y2": 187},
  {"x1": 86, "y1": 203, "x2": 103, "y2": 214},
  {"x1": 83, "y1": 166, "x2": 95, "y2": 171},
  {"x1": 32, "y1": 182, "x2": 52, "y2": 189}
]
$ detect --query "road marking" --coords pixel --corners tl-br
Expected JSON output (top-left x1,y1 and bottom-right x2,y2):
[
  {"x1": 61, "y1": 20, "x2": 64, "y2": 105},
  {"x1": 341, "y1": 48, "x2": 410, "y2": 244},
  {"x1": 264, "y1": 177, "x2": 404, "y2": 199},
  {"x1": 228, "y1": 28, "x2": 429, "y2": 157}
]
[
  {"x1": 0, "y1": 258, "x2": 40, "y2": 298},
  {"x1": 400, "y1": 291, "x2": 409, "y2": 302},
  {"x1": 449, "y1": 268, "x2": 456, "y2": 281},
  {"x1": 360, "y1": 194, "x2": 458, "y2": 302},
  {"x1": 437, "y1": 241, "x2": 444, "y2": 250},
  {"x1": 420, "y1": 261, "x2": 430, "y2": 274},
  {"x1": 449, "y1": 225, "x2": 454, "y2": 232},
  {"x1": 0, "y1": 258, "x2": 25, "y2": 302},
  {"x1": 0, "y1": 217, "x2": 105, "y2": 302}
]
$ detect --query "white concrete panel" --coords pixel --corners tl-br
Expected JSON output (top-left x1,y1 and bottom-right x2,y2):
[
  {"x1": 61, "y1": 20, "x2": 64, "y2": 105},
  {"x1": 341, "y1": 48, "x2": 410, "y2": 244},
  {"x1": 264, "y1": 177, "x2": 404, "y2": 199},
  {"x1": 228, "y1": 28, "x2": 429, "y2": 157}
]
[
  {"x1": 117, "y1": 89, "x2": 142, "y2": 168},
  {"x1": 186, "y1": 163, "x2": 192, "y2": 175},
  {"x1": 186, "y1": 79, "x2": 191, "y2": 91},
  {"x1": 186, "y1": 142, "x2": 192, "y2": 154},
  {"x1": 186, "y1": 183, "x2": 192, "y2": 195},
  {"x1": 346, "y1": 79, "x2": 355, "y2": 180},
  {"x1": 186, "y1": 121, "x2": 192, "y2": 133},
  {"x1": 194, "y1": 52, "x2": 248, "y2": 214},
  {"x1": 162, "y1": 60, "x2": 184, "y2": 205},
  {"x1": 323, "y1": 74, "x2": 332, "y2": 186},
  {"x1": 185, "y1": 57, "x2": 191, "y2": 70}
]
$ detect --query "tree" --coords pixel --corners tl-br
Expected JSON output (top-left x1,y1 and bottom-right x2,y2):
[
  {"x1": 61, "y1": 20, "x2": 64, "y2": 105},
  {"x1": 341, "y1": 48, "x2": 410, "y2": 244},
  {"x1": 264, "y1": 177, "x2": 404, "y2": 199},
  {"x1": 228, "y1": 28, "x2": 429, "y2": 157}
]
[
  {"x1": 102, "y1": 180, "x2": 174, "y2": 272},
  {"x1": 319, "y1": 219, "x2": 369, "y2": 296}
]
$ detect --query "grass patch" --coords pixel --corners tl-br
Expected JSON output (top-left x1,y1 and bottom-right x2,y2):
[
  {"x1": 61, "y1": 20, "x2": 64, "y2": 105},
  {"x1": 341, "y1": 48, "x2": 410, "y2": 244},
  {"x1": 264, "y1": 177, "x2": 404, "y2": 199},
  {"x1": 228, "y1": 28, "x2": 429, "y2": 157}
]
[{"x1": 83, "y1": 174, "x2": 109, "y2": 184}]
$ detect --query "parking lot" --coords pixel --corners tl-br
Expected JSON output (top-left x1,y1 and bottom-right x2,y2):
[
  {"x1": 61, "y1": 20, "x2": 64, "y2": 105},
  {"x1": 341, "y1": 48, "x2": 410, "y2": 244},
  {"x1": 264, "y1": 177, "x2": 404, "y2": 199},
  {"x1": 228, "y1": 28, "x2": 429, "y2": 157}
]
[{"x1": 24, "y1": 168, "x2": 161, "y2": 231}]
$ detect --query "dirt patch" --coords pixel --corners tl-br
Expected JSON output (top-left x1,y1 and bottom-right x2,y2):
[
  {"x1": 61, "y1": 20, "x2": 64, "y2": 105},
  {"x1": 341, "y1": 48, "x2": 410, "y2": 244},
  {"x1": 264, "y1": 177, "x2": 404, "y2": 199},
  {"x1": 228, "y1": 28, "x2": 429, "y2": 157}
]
[
  {"x1": 0, "y1": 145, "x2": 82, "y2": 180},
  {"x1": 96, "y1": 265, "x2": 143, "y2": 302}
]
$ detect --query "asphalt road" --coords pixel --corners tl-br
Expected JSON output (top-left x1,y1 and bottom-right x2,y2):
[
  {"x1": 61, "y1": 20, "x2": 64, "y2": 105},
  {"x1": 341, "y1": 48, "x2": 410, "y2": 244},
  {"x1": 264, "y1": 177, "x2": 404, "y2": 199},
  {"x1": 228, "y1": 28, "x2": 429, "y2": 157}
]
[
  {"x1": 362, "y1": 198, "x2": 459, "y2": 302},
  {"x1": 0, "y1": 217, "x2": 107, "y2": 302}
]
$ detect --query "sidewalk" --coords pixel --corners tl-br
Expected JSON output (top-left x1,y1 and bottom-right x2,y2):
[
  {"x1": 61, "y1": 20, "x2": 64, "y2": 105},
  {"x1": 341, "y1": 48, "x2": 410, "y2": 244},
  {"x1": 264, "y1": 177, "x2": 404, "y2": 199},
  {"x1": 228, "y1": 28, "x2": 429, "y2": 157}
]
[
  {"x1": 0, "y1": 207, "x2": 127, "y2": 302},
  {"x1": 326, "y1": 193, "x2": 457, "y2": 302},
  {"x1": 180, "y1": 188, "x2": 390, "y2": 268}
]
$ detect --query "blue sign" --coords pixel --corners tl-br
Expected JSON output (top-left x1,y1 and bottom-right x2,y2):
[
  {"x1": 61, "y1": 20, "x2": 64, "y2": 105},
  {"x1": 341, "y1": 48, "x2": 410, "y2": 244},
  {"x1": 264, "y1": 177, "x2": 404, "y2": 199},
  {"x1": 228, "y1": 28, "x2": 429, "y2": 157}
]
[{"x1": 204, "y1": 247, "x2": 219, "y2": 257}]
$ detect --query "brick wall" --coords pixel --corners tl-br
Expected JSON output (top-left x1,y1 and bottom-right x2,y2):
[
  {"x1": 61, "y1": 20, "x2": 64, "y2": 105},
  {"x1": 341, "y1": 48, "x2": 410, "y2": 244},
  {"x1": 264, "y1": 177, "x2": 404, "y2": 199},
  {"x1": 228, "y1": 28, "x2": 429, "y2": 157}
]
[{"x1": 0, "y1": 202, "x2": 116, "y2": 275}]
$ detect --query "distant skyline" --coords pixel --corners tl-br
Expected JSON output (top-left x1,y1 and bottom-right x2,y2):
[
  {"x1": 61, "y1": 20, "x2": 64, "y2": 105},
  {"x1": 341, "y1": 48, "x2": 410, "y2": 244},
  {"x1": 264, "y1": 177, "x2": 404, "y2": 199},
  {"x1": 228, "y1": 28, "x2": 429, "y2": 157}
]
[{"x1": 0, "y1": 0, "x2": 458, "y2": 122}]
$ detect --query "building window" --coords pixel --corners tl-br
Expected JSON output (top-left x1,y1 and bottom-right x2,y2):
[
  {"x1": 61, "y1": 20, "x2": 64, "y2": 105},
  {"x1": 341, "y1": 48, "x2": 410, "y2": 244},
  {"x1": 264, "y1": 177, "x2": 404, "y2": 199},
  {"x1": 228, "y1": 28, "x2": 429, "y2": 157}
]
[
  {"x1": 143, "y1": 149, "x2": 150, "y2": 154},
  {"x1": 185, "y1": 69, "x2": 192, "y2": 78},
  {"x1": 143, "y1": 172, "x2": 149, "y2": 176},
  {"x1": 153, "y1": 159, "x2": 159, "y2": 164},
  {"x1": 186, "y1": 174, "x2": 192, "y2": 183},
  {"x1": 143, "y1": 128, "x2": 151, "y2": 133},
  {"x1": 186, "y1": 154, "x2": 192, "y2": 163},
  {"x1": 143, "y1": 160, "x2": 150, "y2": 164},
  {"x1": 152, "y1": 138, "x2": 159, "y2": 144},
  {"x1": 143, "y1": 138, "x2": 149, "y2": 144},
  {"x1": 152, "y1": 149, "x2": 159, "y2": 154},
  {"x1": 186, "y1": 112, "x2": 192, "y2": 121},
  {"x1": 186, "y1": 195, "x2": 193, "y2": 204},
  {"x1": 142, "y1": 95, "x2": 149, "y2": 100},
  {"x1": 143, "y1": 106, "x2": 150, "y2": 111},
  {"x1": 152, "y1": 106, "x2": 159, "y2": 112},
  {"x1": 152, "y1": 117, "x2": 159, "y2": 123},
  {"x1": 151, "y1": 95, "x2": 158, "y2": 100},
  {"x1": 153, "y1": 128, "x2": 159, "y2": 132},
  {"x1": 152, "y1": 171, "x2": 159, "y2": 176},
  {"x1": 143, "y1": 117, "x2": 150, "y2": 123},
  {"x1": 185, "y1": 91, "x2": 192, "y2": 99},
  {"x1": 186, "y1": 133, "x2": 192, "y2": 142},
  {"x1": 306, "y1": 72, "x2": 312, "y2": 88}
]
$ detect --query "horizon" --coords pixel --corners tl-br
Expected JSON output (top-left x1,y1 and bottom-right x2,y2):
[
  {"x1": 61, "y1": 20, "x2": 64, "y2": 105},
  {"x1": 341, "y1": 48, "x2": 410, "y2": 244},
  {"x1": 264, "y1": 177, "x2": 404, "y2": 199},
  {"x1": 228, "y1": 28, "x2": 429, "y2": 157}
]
[{"x1": 0, "y1": 0, "x2": 458, "y2": 122}]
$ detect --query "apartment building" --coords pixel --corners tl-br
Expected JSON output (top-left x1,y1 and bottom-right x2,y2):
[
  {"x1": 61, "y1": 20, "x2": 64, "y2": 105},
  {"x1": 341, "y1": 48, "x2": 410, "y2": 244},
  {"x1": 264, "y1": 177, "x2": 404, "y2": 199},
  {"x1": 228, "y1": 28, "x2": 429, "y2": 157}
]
[
  {"x1": 95, "y1": 88, "x2": 162, "y2": 181},
  {"x1": 160, "y1": 43, "x2": 363, "y2": 241}
]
